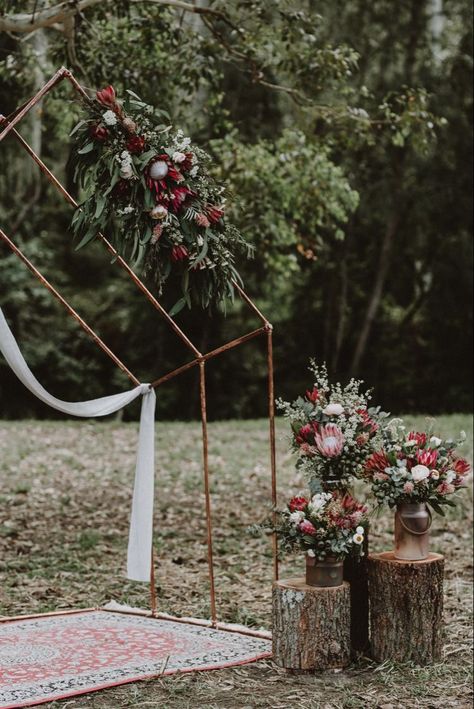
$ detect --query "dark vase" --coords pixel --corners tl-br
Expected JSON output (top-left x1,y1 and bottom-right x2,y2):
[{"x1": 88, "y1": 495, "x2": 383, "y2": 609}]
[{"x1": 305, "y1": 554, "x2": 344, "y2": 587}]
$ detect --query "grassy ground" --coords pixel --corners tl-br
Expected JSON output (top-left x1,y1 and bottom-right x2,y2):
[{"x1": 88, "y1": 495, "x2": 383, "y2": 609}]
[{"x1": 0, "y1": 414, "x2": 472, "y2": 709}]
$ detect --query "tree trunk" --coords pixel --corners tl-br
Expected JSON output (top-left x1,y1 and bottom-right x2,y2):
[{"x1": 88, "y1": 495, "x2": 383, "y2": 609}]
[
  {"x1": 350, "y1": 210, "x2": 401, "y2": 373},
  {"x1": 368, "y1": 551, "x2": 444, "y2": 665},
  {"x1": 272, "y1": 577, "x2": 351, "y2": 671}
]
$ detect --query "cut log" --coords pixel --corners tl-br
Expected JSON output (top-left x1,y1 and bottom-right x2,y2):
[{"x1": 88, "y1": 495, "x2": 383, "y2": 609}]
[
  {"x1": 272, "y1": 577, "x2": 351, "y2": 671},
  {"x1": 344, "y1": 531, "x2": 370, "y2": 653},
  {"x1": 368, "y1": 551, "x2": 444, "y2": 665}
]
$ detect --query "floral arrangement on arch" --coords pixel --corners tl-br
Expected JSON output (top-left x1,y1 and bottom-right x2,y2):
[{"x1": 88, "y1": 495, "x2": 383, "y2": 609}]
[
  {"x1": 274, "y1": 491, "x2": 368, "y2": 561},
  {"x1": 70, "y1": 85, "x2": 253, "y2": 313},
  {"x1": 364, "y1": 420, "x2": 471, "y2": 514},
  {"x1": 277, "y1": 362, "x2": 387, "y2": 488}
]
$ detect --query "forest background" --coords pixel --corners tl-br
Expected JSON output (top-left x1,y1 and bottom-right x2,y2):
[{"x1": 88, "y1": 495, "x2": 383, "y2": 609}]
[{"x1": 0, "y1": 0, "x2": 472, "y2": 420}]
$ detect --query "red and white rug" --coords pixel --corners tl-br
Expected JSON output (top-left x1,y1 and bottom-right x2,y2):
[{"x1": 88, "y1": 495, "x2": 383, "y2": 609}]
[{"x1": 0, "y1": 610, "x2": 271, "y2": 708}]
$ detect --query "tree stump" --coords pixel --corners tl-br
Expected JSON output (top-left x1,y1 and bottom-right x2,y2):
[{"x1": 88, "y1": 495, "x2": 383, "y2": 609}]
[
  {"x1": 344, "y1": 531, "x2": 370, "y2": 653},
  {"x1": 368, "y1": 552, "x2": 444, "y2": 665},
  {"x1": 272, "y1": 577, "x2": 351, "y2": 671}
]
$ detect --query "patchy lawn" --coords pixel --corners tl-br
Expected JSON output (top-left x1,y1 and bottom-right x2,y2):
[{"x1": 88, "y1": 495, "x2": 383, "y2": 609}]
[{"x1": 0, "y1": 415, "x2": 472, "y2": 708}]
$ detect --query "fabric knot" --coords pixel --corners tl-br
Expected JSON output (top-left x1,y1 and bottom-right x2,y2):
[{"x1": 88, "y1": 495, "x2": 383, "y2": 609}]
[{"x1": 139, "y1": 383, "x2": 151, "y2": 395}]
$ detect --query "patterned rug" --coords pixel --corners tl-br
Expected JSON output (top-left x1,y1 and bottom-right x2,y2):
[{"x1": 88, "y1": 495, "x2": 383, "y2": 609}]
[{"x1": 0, "y1": 610, "x2": 271, "y2": 708}]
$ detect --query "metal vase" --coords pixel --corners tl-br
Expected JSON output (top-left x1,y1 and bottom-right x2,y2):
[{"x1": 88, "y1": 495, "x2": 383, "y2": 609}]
[
  {"x1": 306, "y1": 555, "x2": 344, "y2": 587},
  {"x1": 394, "y1": 502, "x2": 432, "y2": 561}
]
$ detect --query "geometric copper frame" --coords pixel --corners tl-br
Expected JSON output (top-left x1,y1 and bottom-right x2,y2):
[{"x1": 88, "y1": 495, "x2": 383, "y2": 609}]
[{"x1": 0, "y1": 67, "x2": 278, "y2": 627}]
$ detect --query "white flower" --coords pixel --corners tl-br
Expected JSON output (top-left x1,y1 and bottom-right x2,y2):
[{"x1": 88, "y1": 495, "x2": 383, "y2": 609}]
[
  {"x1": 411, "y1": 464, "x2": 430, "y2": 482},
  {"x1": 445, "y1": 470, "x2": 456, "y2": 484},
  {"x1": 189, "y1": 165, "x2": 199, "y2": 178},
  {"x1": 123, "y1": 205, "x2": 134, "y2": 214},
  {"x1": 150, "y1": 205, "x2": 168, "y2": 220},
  {"x1": 356, "y1": 526, "x2": 365, "y2": 535},
  {"x1": 405, "y1": 439, "x2": 417, "y2": 447},
  {"x1": 172, "y1": 151, "x2": 186, "y2": 163},
  {"x1": 430, "y1": 470, "x2": 440, "y2": 480},
  {"x1": 430, "y1": 436, "x2": 442, "y2": 447},
  {"x1": 353, "y1": 533, "x2": 364, "y2": 545},
  {"x1": 309, "y1": 492, "x2": 331, "y2": 513},
  {"x1": 120, "y1": 164, "x2": 134, "y2": 179},
  {"x1": 307, "y1": 549, "x2": 316, "y2": 558},
  {"x1": 103, "y1": 110, "x2": 117, "y2": 126},
  {"x1": 289, "y1": 511, "x2": 305, "y2": 525},
  {"x1": 323, "y1": 403, "x2": 344, "y2": 416}
]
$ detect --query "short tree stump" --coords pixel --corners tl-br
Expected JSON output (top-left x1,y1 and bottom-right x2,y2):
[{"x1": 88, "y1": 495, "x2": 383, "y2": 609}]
[
  {"x1": 368, "y1": 551, "x2": 444, "y2": 665},
  {"x1": 272, "y1": 577, "x2": 351, "y2": 672}
]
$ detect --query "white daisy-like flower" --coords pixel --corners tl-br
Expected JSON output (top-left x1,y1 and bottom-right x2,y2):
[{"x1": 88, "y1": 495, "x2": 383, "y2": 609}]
[
  {"x1": 103, "y1": 110, "x2": 117, "y2": 126},
  {"x1": 353, "y1": 533, "x2": 364, "y2": 545}
]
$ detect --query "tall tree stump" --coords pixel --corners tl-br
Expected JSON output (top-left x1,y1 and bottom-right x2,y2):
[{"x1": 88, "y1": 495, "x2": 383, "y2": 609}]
[
  {"x1": 272, "y1": 577, "x2": 351, "y2": 671},
  {"x1": 344, "y1": 531, "x2": 370, "y2": 653},
  {"x1": 368, "y1": 552, "x2": 444, "y2": 665}
]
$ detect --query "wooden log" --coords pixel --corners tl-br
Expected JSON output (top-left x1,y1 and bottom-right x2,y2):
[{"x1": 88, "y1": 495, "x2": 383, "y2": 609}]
[
  {"x1": 272, "y1": 577, "x2": 351, "y2": 671},
  {"x1": 344, "y1": 530, "x2": 370, "y2": 654},
  {"x1": 368, "y1": 551, "x2": 444, "y2": 665}
]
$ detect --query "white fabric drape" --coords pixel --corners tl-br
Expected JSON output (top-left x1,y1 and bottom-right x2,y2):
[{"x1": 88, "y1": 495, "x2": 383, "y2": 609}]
[{"x1": 0, "y1": 307, "x2": 156, "y2": 582}]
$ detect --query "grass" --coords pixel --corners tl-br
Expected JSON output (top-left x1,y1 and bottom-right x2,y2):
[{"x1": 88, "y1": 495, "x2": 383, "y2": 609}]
[{"x1": 0, "y1": 414, "x2": 472, "y2": 708}]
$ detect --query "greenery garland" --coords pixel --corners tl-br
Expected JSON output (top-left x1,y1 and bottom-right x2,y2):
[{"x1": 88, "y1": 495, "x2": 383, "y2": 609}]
[{"x1": 70, "y1": 86, "x2": 253, "y2": 313}]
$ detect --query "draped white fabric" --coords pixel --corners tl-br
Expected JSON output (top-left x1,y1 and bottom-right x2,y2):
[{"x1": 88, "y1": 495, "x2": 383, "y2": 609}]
[{"x1": 0, "y1": 307, "x2": 156, "y2": 582}]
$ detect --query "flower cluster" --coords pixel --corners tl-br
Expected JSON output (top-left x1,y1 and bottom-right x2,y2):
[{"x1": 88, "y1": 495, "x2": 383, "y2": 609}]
[
  {"x1": 276, "y1": 491, "x2": 368, "y2": 560},
  {"x1": 277, "y1": 362, "x2": 386, "y2": 487},
  {"x1": 71, "y1": 85, "x2": 252, "y2": 312},
  {"x1": 364, "y1": 420, "x2": 471, "y2": 513}
]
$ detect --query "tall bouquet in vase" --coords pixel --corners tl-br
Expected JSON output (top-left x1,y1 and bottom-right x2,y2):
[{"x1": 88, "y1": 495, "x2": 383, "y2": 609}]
[{"x1": 277, "y1": 362, "x2": 387, "y2": 492}]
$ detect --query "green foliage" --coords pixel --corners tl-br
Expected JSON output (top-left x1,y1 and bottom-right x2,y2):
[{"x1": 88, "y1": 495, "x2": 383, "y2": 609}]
[{"x1": 0, "y1": 0, "x2": 472, "y2": 418}]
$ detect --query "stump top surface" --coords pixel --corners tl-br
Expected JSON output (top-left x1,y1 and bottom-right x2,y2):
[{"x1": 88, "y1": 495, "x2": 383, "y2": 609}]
[
  {"x1": 369, "y1": 551, "x2": 444, "y2": 565},
  {"x1": 274, "y1": 577, "x2": 350, "y2": 592}
]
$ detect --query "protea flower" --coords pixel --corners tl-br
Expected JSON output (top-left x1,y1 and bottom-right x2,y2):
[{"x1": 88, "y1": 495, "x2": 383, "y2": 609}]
[
  {"x1": 408, "y1": 431, "x2": 427, "y2": 447},
  {"x1": 195, "y1": 213, "x2": 210, "y2": 228},
  {"x1": 90, "y1": 124, "x2": 109, "y2": 142},
  {"x1": 288, "y1": 496, "x2": 308, "y2": 512},
  {"x1": 417, "y1": 448, "x2": 438, "y2": 468},
  {"x1": 171, "y1": 245, "x2": 189, "y2": 262},
  {"x1": 305, "y1": 387, "x2": 319, "y2": 403},
  {"x1": 96, "y1": 85, "x2": 117, "y2": 108},
  {"x1": 204, "y1": 204, "x2": 225, "y2": 223},
  {"x1": 299, "y1": 520, "x2": 316, "y2": 536},
  {"x1": 314, "y1": 423, "x2": 345, "y2": 458},
  {"x1": 452, "y1": 457, "x2": 471, "y2": 476},
  {"x1": 365, "y1": 451, "x2": 390, "y2": 476}
]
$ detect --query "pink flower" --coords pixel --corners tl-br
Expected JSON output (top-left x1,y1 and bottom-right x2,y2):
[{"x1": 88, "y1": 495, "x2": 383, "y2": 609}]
[
  {"x1": 417, "y1": 449, "x2": 438, "y2": 468},
  {"x1": 171, "y1": 245, "x2": 189, "y2": 262},
  {"x1": 365, "y1": 451, "x2": 390, "y2": 476},
  {"x1": 299, "y1": 520, "x2": 316, "y2": 536},
  {"x1": 408, "y1": 431, "x2": 427, "y2": 447},
  {"x1": 314, "y1": 423, "x2": 345, "y2": 458},
  {"x1": 374, "y1": 471, "x2": 389, "y2": 481},
  {"x1": 305, "y1": 387, "x2": 319, "y2": 403},
  {"x1": 289, "y1": 496, "x2": 308, "y2": 512},
  {"x1": 403, "y1": 481, "x2": 414, "y2": 494},
  {"x1": 356, "y1": 433, "x2": 370, "y2": 446},
  {"x1": 453, "y1": 458, "x2": 471, "y2": 476},
  {"x1": 437, "y1": 482, "x2": 455, "y2": 496},
  {"x1": 96, "y1": 85, "x2": 117, "y2": 108},
  {"x1": 195, "y1": 213, "x2": 211, "y2": 228},
  {"x1": 295, "y1": 423, "x2": 313, "y2": 444}
]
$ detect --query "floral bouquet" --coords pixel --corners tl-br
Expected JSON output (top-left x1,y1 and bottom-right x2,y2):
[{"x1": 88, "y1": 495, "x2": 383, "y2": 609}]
[
  {"x1": 70, "y1": 85, "x2": 252, "y2": 312},
  {"x1": 277, "y1": 362, "x2": 386, "y2": 489},
  {"x1": 364, "y1": 421, "x2": 471, "y2": 514},
  {"x1": 275, "y1": 491, "x2": 368, "y2": 561}
]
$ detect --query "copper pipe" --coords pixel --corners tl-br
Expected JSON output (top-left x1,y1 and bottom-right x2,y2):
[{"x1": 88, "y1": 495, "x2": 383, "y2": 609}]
[
  {"x1": 0, "y1": 67, "x2": 67, "y2": 143},
  {"x1": 3, "y1": 123, "x2": 202, "y2": 359},
  {"x1": 266, "y1": 326, "x2": 279, "y2": 581},
  {"x1": 199, "y1": 361, "x2": 217, "y2": 625},
  {"x1": 0, "y1": 607, "x2": 98, "y2": 624},
  {"x1": 0, "y1": 228, "x2": 140, "y2": 386},
  {"x1": 232, "y1": 280, "x2": 268, "y2": 325},
  {"x1": 149, "y1": 326, "x2": 266, "y2": 389}
]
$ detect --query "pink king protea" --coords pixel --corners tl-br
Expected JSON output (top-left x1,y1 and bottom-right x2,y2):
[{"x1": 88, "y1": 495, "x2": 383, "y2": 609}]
[{"x1": 314, "y1": 423, "x2": 345, "y2": 458}]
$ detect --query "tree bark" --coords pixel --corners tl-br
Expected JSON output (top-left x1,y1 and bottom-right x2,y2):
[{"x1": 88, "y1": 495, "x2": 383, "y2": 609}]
[
  {"x1": 350, "y1": 210, "x2": 401, "y2": 373},
  {"x1": 272, "y1": 577, "x2": 351, "y2": 671},
  {"x1": 368, "y1": 551, "x2": 444, "y2": 665}
]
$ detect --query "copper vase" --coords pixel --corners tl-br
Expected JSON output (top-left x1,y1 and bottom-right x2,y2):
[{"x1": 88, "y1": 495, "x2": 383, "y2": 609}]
[
  {"x1": 394, "y1": 502, "x2": 432, "y2": 561},
  {"x1": 306, "y1": 555, "x2": 344, "y2": 587}
]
